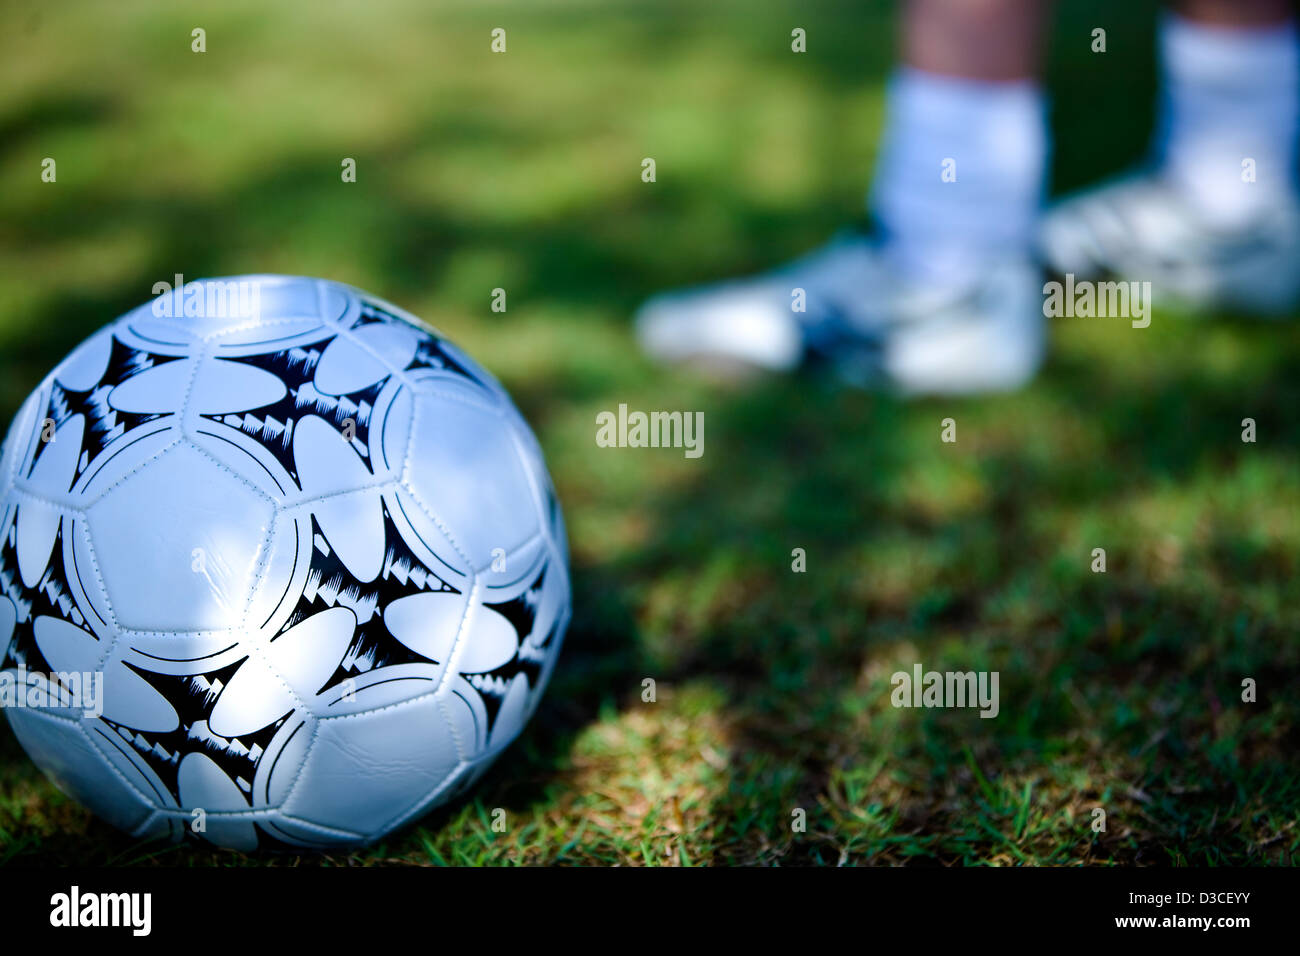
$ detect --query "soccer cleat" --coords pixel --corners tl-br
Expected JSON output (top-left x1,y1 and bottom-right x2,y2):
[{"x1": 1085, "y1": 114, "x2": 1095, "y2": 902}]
[
  {"x1": 1040, "y1": 172, "x2": 1300, "y2": 317},
  {"x1": 634, "y1": 234, "x2": 1045, "y2": 395}
]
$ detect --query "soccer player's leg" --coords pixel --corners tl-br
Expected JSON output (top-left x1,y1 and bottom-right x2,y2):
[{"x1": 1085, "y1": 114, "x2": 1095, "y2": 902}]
[
  {"x1": 1041, "y1": 1, "x2": 1300, "y2": 315},
  {"x1": 635, "y1": 0, "x2": 1053, "y2": 395}
]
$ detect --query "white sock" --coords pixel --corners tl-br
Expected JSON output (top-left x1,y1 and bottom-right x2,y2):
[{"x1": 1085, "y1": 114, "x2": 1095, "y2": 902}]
[
  {"x1": 1156, "y1": 13, "x2": 1300, "y2": 226},
  {"x1": 871, "y1": 67, "x2": 1047, "y2": 287}
]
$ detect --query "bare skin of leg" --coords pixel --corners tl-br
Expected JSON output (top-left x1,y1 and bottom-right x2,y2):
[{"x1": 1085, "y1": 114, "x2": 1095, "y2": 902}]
[
  {"x1": 901, "y1": 0, "x2": 1293, "y2": 87},
  {"x1": 1173, "y1": 0, "x2": 1293, "y2": 26},
  {"x1": 902, "y1": 0, "x2": 1049, "y2": 82}
]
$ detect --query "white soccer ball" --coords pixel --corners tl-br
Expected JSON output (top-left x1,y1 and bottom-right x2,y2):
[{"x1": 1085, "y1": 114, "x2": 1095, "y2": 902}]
[{"x1": 0, "y1": 276, "x2": 570, "y2": 850}]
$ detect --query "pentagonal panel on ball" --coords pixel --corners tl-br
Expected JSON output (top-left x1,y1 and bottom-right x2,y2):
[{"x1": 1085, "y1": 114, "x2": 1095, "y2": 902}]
[
  {"x1": 282, "y1": 691, "x2": 470, "y2": 836},
  {"x1": 83, "y1": 443, "x2": 274, "y2": 632},
  {"x1": 397, "y1": 384, "x2": 541, "y2": 575}
]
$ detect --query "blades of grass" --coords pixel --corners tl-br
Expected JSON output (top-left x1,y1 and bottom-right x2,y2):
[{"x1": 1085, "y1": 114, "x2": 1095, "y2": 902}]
[
  {"x1": 420, "y1": 832, "x2": 448, "y2": 866},
  {"x1": 1013, "y1": 780, "x2": 1034, "y2": 840},
  {"x1": 555, "y1": 818, "x2": 589, "y2": 861},
  {"x1": 962, "y1": 745, "x2": 1000, "y2": 808}
]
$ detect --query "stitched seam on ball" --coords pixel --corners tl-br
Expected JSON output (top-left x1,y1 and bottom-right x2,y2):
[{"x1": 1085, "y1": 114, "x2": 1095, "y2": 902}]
[
  {"x1": 184, "y1": 438, "x2": 280, "y2": 508},
  {"x1": 199, "y1": 314, "x2": 325, "y2": 345},
  {"x1": 78, "y1": 437, "x2": 183, "y2": 510},
  {"x1": 272, "y1": 813, "x2": 368, "y2": 839},
  {"x1": 373, "y1": 757, "x2": 474, "y2": 837},
  {"x1": 115, "y1": 626, "x2": 243, "y2": 638},
  {"x1": 276, "y1": 717, "x2": 322, "y2": 812},
  {"x1": 3, "y1": 701, "x2": 80, "y2": 725},
  {"x1": 16, "y1": 387, "x2": 52, "y2": 482},
  {"x1": 279, "y1": 478, "x2": 392, "y2": 511},
  {"x1": 434, "y1": 574, "x2": 480, "y2": 704},
  {"x1": 408, "y1": 380, "x2": 502, "y2": 416},
  {"x1": 398, "y1": 395, "x2": 475, "y2": 572},
  {"x1": 175, "y1": 339, "x2": 206, "y2": 442},
  {"x1": 181, "y1": 440, "x2": 279, "y2": 634},
  {"x1": 481, "y1": 530, "x2": 545, "y2": 583},
  {"x1": 437, "y1": 670, "x2": 469, "y2": 758},
  {"x1": 77, "y1": 514, "x2": 120, "y2": 633},
  {"x1": 316, "y1": 278, "x2": 357, "y2": 329},
  {"x1": 150, "y1": 804, "x2": 348, "y2": 825},
  {"x1": 2, "y1": 386, "x2": 51, "y2": 504},
  {"x1": 232, "y1": 648, "x2": 313, "y2": 733},
  {"x1": 335, "y1": 318, "x2": 422, "y2": 392},
  {"x1": 6, "y1": 484, "x2": 82, "y2": 515},
  {"x1": 131, "y1": 810, "x2": 164, "y2": 840},
  {"x1": 313, "y1": 681, "x2": 447, "y2": 723},
  {"x1": 336, "y1": 312, "x2": 504, "y2": 417},
  {"x1": 68, "y1": 716, "x2": 163, "y2": 815},
  {"x1": 503, "y1": 416, "x2": 561, "y2": 562}
]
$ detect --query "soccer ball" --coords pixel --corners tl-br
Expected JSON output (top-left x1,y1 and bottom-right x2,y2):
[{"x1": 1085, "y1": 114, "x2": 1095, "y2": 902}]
[{"x1": 0, "y1": 276, "x2": 570, "y2": 850}]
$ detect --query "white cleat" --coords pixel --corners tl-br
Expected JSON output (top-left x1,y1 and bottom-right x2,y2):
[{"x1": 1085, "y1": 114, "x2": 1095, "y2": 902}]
[
  {"x1": 634, "y1": 234, "x2": 1044, "y2": 395},
  {"x1": 1040, "y1": 172, "x2": 1300, "y2": 317}
]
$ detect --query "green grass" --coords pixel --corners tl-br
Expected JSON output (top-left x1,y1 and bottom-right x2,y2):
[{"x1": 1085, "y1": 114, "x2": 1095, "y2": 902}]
[{"x1": 0, "y1": 0, "x2": 1297, "y2": 866}]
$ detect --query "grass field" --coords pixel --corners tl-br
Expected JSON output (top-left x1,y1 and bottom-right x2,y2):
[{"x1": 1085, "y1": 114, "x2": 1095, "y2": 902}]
[{"x1": 0, "y1": 0, "x2": 1297, "y2": 866}]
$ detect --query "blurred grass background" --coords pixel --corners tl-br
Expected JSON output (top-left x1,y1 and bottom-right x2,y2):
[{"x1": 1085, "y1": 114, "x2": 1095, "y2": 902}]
[{"x1": 0, "y1": 0, "x2": 1296, "y2": 865}]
